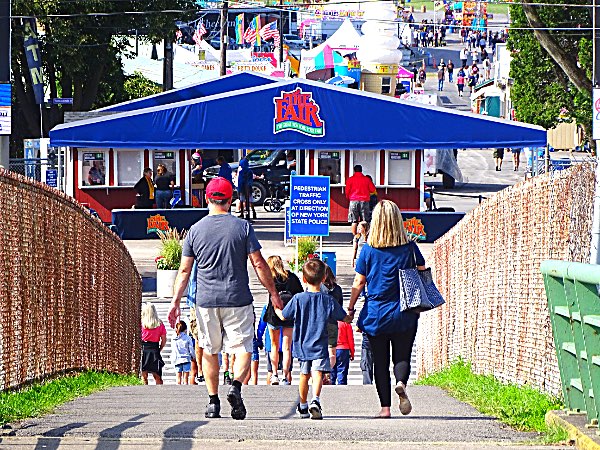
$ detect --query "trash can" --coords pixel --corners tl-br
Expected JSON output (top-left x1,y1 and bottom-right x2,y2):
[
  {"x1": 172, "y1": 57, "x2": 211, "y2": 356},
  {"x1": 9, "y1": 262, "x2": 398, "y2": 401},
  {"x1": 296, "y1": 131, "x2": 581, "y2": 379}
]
[{"x1": 321, "y1": 251, "x2": 337, "y2": 276}]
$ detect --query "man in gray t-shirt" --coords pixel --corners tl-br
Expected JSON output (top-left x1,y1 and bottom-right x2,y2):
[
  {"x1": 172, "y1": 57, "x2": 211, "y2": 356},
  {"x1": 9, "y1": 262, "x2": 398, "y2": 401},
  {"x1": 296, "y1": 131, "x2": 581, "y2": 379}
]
[{"x1": 168, "y1": 177, "x2": 282, "y2": 421}]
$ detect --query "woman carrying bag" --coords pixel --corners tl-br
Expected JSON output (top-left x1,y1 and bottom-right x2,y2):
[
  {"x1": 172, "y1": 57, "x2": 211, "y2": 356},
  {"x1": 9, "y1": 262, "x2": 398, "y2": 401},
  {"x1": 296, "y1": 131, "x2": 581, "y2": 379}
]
[{"x1": 347, "y1": 200, "x2": 426, "y2": 418}]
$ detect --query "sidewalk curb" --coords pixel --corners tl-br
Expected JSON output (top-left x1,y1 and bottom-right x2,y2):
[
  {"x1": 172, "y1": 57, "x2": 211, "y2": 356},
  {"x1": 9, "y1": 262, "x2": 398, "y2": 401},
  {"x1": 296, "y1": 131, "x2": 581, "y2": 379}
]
[{"x1": 546, "y1": 410, "x2": 600, "y2": 450}]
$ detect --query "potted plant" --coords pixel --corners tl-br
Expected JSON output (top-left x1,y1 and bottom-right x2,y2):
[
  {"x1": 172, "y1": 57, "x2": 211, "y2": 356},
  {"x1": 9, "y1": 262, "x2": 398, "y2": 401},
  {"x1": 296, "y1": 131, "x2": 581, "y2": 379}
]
[
  {"x1": 288, "y1": 236, "x2": 318, "y2": 273},
  {"x1": 155, "y1": 228, "x2": 187, "y2": 298}
]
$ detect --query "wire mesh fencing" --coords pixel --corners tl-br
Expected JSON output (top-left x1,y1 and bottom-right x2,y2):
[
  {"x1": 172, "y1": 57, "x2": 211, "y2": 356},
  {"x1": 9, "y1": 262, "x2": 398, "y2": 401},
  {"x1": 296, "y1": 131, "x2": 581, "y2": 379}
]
[
  {"x1": 417, "y1": 162, "x2": 597, "y2": 396},
  {"x1": 0, "y1": 169, "x2": 142, "y2": 391}
]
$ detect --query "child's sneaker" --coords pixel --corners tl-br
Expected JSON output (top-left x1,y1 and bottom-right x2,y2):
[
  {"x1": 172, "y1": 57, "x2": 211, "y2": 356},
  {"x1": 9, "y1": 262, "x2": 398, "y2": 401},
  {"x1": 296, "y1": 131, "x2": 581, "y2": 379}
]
[
  {"x1": 223, "y1": 371, "x2": 232, "y2": 385},
  {"x1": 281, "y1": 378, "x2": 291, "y2": 385},
  {"x1": 309, "y1": 400, "x2": 323, "y2": 420},
  {"x1": 296, "y1": 403, "x2": 310, "y2": 419},
  {"x1": 395, "y1": 381, "x2": 412, "y2": 415},
  {"x1": 271, "y1": 373, "x2": 280, "y2": 385}
]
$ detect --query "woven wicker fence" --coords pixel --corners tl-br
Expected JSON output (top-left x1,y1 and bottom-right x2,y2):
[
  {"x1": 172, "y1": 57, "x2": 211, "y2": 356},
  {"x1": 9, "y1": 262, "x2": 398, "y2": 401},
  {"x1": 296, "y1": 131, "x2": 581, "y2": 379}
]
[
  {"x1": 0, "y1": 169, "x2": 142, "y2": 391},
  {"x1": 417, "y1": 162, "x2": 597, "y2": 396}
]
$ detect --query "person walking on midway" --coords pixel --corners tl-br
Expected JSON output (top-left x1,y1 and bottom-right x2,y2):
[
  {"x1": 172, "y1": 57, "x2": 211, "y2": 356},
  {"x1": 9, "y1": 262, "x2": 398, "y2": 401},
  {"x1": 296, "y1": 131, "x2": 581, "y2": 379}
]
[
  {"x1": 173, "y1": 320, "x2": 195, "y2": 385},
  {"x1": 140, "y1": 302, "x2": 166, "y2": 385},
  {"x1": 447, "y1": 59, "x2": 454, "y2": 83},
  {"x1": 346, "y1": 165, "x2": 377, "y2": 236},
  {"x1": 168, "y1": 177, "x2": 282, "y2": 420},
  {"x1": 275, "y1": 259, "x2": 352, "y2": 420},
  {"x1": 347, "y1": 200, "x2": 427, "y2": 418}
]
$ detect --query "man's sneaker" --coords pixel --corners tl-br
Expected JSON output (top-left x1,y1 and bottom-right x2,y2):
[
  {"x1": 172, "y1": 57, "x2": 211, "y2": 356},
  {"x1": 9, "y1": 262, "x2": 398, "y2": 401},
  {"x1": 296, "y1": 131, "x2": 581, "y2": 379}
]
[
  {"x1": 227, "y1": 385, "x2": 247, "y2": 420},
  {"x1": 297, "y1": 403, "x2": 310, "y2": 419},
  {"x1": 309, "y1": 400, "x2": 323, "y2": 420},
  {"x1": 281, "y1": 378, "x2": 291, "y2": 385},
  {"x1": 223, "y1": 372, "x2": 232, "y2": 385},
  {"x1": 271, "y1": 374, "x2": 280, "y2": 385},
  {"x1": 205, "y1": 402, "x2": 221, "y2": 419},
  {"x1": 395, "y1": 381, "x2": 412, "y2": 415},
  {"x1": 195, "y1": 375, "x2": 205, "y2": 384}
]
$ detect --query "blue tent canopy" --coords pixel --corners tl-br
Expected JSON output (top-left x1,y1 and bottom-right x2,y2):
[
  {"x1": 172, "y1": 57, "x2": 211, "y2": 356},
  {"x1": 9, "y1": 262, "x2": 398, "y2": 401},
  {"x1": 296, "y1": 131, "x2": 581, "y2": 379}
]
[
  {"x1": 51, "y1": 76, "x2": 546, "y2": 150},
  {"x1": 98, "y1": 72, "x2": 279, "y2": 112}
]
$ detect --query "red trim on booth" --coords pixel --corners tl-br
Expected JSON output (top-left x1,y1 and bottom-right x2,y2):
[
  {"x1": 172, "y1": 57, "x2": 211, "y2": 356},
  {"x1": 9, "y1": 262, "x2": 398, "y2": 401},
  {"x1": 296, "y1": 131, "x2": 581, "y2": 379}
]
[
  {"x1": 108, "y1": 149, "x2": 115, "y2": 185},
  {"x1": 144, "y1": 150, "x2": 149, "y2": 169},
  {"x1": 344, "y1": 150, "x2": 350, "y2": 180},
  {"x1": 308, "y1": 150, "x2": 314, "y2": 175}
]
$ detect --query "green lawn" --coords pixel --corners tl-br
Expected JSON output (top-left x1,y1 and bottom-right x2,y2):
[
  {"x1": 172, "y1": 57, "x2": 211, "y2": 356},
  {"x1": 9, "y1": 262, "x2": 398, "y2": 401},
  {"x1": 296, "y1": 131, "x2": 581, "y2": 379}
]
[
  {"x1": 405, "y1": 0, "x2": 510, "y2": 16},
  {"x1": 416, "y1": 359, "x2": 568, "y2": 443},
  {"x1": 0, "y1": 371, "x2": 141, "y2": 426}
]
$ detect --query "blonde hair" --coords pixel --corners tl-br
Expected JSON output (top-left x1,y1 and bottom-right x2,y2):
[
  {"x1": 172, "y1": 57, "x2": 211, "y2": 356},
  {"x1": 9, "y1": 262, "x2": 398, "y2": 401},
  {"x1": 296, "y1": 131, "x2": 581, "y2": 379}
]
[
  {"x1": 267, "y1": 255, "x2": 289, "y2": 281},
  {"x1": 141, "y1": 302, "x2": 162, "y2": 330},
  {"x1": 367, "y1": 200, "x2": 409, "y2": 248}
]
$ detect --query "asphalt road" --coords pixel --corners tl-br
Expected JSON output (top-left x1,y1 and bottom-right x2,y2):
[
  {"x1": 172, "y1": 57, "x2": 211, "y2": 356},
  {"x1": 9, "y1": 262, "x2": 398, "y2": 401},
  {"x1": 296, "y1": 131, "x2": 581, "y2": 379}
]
[{"x1": 1, "y1": 385, "x2": 568, "y2": 449}]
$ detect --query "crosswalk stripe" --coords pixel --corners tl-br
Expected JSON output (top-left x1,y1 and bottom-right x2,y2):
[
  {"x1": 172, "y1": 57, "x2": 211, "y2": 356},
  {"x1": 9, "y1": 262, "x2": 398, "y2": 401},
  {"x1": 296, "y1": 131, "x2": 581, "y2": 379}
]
[{"x1": 144, "y1": 281, "x2": 417, "y2": 386}]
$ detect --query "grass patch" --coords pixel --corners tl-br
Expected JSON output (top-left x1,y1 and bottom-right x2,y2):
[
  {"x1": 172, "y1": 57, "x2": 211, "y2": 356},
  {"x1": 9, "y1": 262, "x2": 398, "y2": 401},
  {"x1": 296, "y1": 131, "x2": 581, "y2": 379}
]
[
  {"x1": 416, "y1": 359, "x2": 567, "y2": 442},
  {"x1": 0, "y1": 371, "x2": 141, "y2": 426}
]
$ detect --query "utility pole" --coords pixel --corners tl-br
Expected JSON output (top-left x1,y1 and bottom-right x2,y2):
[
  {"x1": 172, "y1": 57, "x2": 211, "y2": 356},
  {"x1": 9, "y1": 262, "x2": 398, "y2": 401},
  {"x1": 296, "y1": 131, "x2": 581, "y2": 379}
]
[
  {"x1": 220, "y1": 0, "x2": 228, "y2": 76},
  {"x1": 0, "y1": 0, "x2": 10, "y2": 169},
  {"x1": 279, "y1": 0, "x2": 284, "y2": 66},
  {"x1": 591, "y1": 0, "x2": 600, "y2": 265},
  {"x1": 163, "y1": 38, "x2": 173, "y2": 91}
]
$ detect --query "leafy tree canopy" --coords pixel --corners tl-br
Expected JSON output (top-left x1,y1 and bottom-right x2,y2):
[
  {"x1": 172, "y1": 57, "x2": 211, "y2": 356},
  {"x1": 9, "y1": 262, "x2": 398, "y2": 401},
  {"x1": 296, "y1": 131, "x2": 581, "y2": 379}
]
[{"x1": 508, "y1": 1, "x2": 592, "y2": 140}]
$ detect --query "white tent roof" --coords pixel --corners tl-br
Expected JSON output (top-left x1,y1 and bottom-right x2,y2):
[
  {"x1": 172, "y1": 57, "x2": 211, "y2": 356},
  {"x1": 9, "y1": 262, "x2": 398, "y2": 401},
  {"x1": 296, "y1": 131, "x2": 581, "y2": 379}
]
[{"x1": 302, "y1": 19, "x2": 361, "y2": 59}]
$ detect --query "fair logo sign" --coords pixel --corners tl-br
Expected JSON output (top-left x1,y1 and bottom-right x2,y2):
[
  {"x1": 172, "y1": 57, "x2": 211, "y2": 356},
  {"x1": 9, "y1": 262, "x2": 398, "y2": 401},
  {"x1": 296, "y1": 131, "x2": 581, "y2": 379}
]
[
  {"x1": 274, "y1": 88, "x2": 325, "y2": 137},
  {"x1": 147, "y1": 214, "x2": 169, "y2": 234}
]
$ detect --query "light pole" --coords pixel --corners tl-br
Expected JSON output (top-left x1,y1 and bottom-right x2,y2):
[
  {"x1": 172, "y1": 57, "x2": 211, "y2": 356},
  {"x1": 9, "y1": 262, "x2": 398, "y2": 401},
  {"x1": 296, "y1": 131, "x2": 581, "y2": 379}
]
[{"x1": 0, "y1": 0, "x2": 10, "y2": 168}]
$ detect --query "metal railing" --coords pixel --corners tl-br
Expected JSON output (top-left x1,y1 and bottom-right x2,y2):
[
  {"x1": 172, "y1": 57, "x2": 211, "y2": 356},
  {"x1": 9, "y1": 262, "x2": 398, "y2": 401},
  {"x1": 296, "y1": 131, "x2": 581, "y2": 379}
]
[{"x1": 541, "y1": 260, "x2": 600, "y2": 428}]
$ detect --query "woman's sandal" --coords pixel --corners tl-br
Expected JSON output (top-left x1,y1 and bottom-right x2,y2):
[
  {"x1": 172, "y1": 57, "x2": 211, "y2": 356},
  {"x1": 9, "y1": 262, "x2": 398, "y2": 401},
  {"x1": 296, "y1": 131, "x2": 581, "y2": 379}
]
[{"x1": 373, "y1": 414, "x2": 391, "y2": 419}]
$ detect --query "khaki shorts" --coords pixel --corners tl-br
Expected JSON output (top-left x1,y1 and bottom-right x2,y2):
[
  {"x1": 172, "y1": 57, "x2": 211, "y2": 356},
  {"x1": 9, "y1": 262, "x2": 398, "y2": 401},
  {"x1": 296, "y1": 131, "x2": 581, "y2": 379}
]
[{"x1": 196, "y1": 304, "x2": 254, "y2": 355}]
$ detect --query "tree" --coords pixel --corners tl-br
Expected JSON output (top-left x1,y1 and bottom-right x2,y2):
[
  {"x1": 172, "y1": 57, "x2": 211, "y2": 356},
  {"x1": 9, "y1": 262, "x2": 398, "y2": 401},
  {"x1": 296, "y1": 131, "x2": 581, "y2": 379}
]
[
  {"x1": 508, "y1": 1, "x2": 592, "y2": 140},
  {"x1": 11, "y1": 0, "x2": 196, "y2": 152}
]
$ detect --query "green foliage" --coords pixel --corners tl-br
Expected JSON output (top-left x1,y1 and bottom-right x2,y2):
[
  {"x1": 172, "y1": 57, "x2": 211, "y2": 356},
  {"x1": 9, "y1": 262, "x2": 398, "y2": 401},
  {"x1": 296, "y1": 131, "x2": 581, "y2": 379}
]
[
  {"x1": 124, "y1": 72, "x2": 163, "y2": 100},
  {"x1": 156, "y1": 228, "x2": 185, "y2": 270},
  {"x1": 507, "y1": 1, "x2": 592, "y2": 139},
  {"x1": 0, "y1": 371, "x2": 140, "y2": 426},
  {"x1": 416, "y1": 359, "x2": 565, "y2": 441},
  {"x1": 289, "y1": 237, "x2": 318, "y2": 272}
]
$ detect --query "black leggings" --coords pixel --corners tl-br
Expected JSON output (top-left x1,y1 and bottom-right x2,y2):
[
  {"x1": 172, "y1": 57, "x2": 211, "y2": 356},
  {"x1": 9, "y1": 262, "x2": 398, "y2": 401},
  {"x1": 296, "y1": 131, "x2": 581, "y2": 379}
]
[{"x1": 368, "y1": 328, "x2": 417, "y2": 407}]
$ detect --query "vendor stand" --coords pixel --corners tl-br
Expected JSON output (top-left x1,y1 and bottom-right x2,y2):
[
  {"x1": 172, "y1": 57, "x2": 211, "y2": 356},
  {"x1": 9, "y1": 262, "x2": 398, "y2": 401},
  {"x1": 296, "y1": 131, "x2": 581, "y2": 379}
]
[{"x1": 51, "y1": 73, "x2": 546, "y2": 237}]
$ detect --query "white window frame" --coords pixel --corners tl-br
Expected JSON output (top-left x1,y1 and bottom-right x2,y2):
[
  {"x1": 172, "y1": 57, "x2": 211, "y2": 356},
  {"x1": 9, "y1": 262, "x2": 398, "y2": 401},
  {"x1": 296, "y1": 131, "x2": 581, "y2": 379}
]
[
  {"x1": 349, "y1": 150, "x2": 381, "y2": 187},
  {"x1": 151, "y1": 150, "x2": 181, "y2": 187},
  {"x1": 384, "y1": 150, "x2": 416, "y2": 187},
  {"x1": 79, "y1": 148, "x2": 110, "y2": 188},
  {"x1": 113, "y1": 149, "x2": 144, "y2": 188},
  {"x1": 312, "y1": 150, "x2": 346, "y2": 186}
]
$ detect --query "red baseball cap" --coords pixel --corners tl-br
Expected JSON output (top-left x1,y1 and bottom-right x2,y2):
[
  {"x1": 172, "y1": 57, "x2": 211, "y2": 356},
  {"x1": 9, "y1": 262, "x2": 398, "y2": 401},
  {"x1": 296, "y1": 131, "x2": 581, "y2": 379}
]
[{"x1": 206, "y1": 177, "x2": 233, "y2": 200}]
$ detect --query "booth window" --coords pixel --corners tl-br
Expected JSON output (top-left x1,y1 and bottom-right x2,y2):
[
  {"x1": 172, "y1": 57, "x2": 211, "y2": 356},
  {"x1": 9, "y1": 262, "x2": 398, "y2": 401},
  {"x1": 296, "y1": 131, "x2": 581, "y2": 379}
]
[
  {"x1": 116, "y1": 151, "x2": 143, "y2": 186},
  {"x1": 381, "y1": 77, "x2": 392, "y2": 95},
  {"x1": 81, "y1": 151, "x2": 108, "y2": 187},
  {"x1": 317, "y1": 151, "x2": 342, "y2": 184},
  {"x1": 153, "y1": 151, "x2": 177, "y2": 183},
  {"x1": 386, "y1": 151, "x2": 414, "y2": 186},
  {"x1": 351, "y1": 150, "x2": 378, "y2": 185}
]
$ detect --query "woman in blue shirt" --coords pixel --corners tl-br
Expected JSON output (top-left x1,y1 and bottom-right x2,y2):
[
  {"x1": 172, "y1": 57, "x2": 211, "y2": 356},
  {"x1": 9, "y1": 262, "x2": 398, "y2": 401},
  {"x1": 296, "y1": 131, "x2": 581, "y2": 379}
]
[{"x1": 347, "y1": 200, "x2": 426, "y2": 418}]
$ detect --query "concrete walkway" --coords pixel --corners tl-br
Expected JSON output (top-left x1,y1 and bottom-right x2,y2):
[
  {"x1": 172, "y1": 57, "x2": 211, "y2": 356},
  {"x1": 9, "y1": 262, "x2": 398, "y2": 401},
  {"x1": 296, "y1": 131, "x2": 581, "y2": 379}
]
[{"x1": 1, "y1": 385, "x2": 567, "y2": 449}]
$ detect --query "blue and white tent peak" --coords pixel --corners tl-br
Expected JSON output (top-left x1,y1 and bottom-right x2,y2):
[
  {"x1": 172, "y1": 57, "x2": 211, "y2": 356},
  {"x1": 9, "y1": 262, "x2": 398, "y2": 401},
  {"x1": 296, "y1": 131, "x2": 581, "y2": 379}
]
[{"x1": 51, "y1": 75, "x2": 547, "y2": 150}]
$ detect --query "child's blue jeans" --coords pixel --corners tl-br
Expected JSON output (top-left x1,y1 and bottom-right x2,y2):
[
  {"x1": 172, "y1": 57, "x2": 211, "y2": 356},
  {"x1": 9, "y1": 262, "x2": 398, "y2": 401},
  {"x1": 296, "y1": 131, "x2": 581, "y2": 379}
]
[{"x1": 331, "y1": 349, "x2": 351, "y2": 385}]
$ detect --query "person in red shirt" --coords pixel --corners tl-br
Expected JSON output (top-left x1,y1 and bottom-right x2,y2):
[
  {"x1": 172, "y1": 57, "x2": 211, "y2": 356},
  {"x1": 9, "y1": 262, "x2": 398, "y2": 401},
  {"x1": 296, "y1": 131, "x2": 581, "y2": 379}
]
[
  {"x1": 331, "y1": 321, "x2": 355, "y2": 385},
  {"x1": 345, "y1": 165, "x2": 377, "y2": 235}
]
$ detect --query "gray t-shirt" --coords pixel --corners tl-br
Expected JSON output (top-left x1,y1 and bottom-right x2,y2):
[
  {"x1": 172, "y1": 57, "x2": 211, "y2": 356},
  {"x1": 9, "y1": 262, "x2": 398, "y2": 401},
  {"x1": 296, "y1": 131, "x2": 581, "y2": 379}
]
[{"x1": 182, "y1": 214, "x2": 262, "y2": 308}]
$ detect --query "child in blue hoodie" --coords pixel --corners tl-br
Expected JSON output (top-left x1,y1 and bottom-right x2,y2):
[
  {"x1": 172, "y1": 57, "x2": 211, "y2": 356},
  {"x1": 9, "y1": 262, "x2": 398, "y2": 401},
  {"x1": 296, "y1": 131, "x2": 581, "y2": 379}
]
[{"x1": 173, "y1": 320, "x2": 195, "y2": 385}]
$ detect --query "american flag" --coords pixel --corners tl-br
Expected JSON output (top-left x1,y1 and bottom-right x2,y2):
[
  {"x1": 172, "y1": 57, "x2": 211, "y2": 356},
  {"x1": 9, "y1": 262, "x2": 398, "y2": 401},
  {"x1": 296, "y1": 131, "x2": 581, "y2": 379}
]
[
  {"x1": 259, "y1": 21, "x2": 280, "y2": 45},
  {"x1": 193, "y1": 21, "x2": 207, "y2": 45},
  {"x1": 243, "y1": 16, "x2": 258, "y2": 44}
]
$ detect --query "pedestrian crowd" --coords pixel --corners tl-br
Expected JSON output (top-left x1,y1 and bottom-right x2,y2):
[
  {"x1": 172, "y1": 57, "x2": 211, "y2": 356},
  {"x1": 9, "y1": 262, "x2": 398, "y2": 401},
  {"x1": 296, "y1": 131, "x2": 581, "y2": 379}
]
[{"x1": 139, "y1": 168, "x2": 427, "y2": 421}]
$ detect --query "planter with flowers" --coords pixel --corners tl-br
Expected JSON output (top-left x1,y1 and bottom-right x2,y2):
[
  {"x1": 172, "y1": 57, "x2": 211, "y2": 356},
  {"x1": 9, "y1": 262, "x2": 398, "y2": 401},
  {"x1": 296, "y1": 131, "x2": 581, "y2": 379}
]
[
  {"x1": 155, "y1": 228, "x2": 187, "y2": 298},
  {"x1": 288, "y1": 236, "x2": 318, "y2": 273}
]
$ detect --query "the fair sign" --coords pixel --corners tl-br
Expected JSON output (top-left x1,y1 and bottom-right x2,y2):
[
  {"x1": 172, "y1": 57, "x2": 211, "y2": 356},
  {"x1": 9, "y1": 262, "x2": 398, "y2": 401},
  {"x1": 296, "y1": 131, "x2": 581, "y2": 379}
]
[
  {"x1": 273, "y1": 88, "x2": 325, "y2": 137},
  {"x1": 0, "y1": 84, "x2": 11, "y2": 135}
]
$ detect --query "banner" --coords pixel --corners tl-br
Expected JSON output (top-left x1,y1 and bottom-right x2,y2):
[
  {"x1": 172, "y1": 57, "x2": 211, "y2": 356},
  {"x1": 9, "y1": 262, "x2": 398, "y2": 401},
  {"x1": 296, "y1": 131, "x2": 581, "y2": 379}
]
[
  {"x1": 0, "y1": 83, "x2": 10, "y2": 135},
  {"x1": 23, "y1": 19, "x2": 44, "y2": 105},
  {"x1": 235, "y1": 13, "x2": 244, "y2": 45}
]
